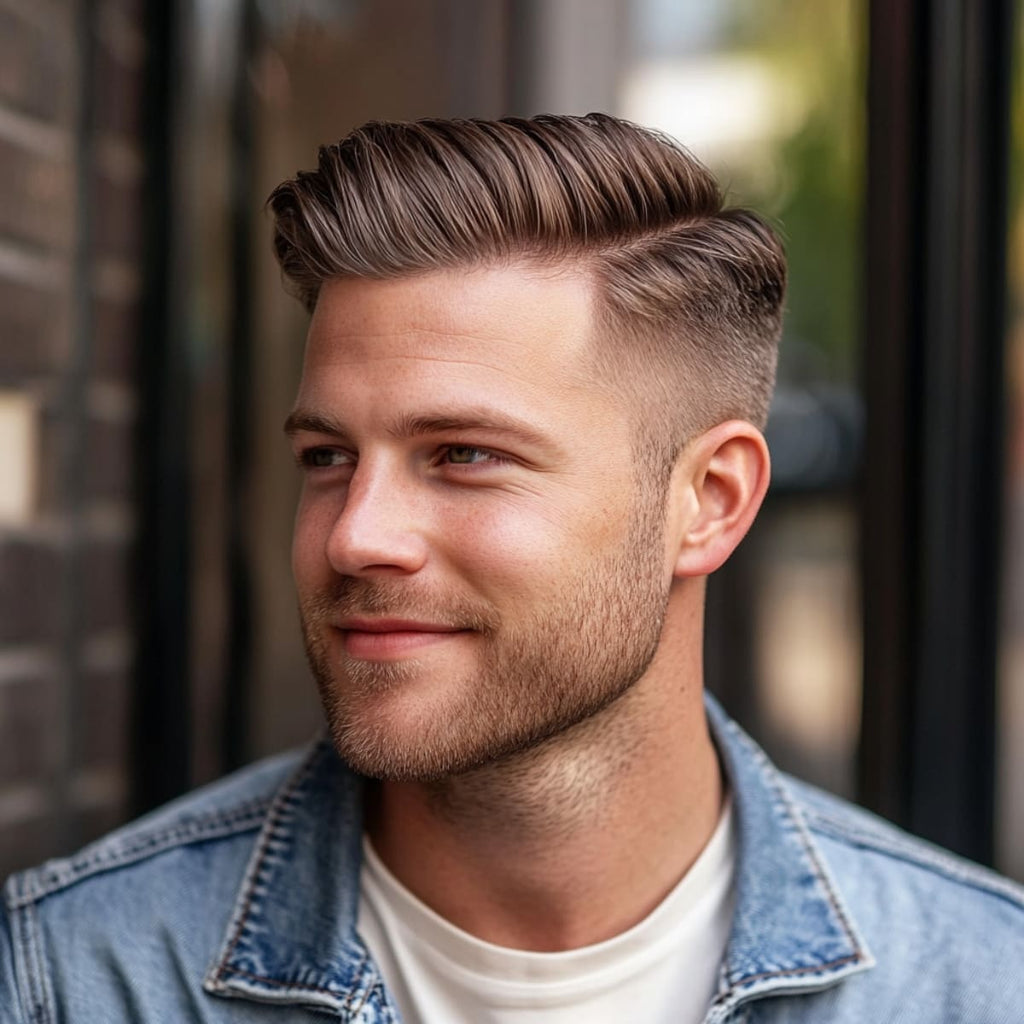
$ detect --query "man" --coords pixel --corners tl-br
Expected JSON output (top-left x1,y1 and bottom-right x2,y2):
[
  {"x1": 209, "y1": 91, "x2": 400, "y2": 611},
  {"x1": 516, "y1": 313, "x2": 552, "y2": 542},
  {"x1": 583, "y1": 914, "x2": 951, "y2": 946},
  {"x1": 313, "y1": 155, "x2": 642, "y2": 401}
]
[{"x1": 2, "y1": 113, "x2": 1022, "y2": 1022}]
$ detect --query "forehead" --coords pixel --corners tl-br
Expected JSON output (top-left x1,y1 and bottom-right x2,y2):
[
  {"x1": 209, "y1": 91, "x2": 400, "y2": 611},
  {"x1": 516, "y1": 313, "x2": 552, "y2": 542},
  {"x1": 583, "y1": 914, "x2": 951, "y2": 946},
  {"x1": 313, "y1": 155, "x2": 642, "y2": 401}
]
[{"x1": 297, "y1": 264, "x2": 613, "y2": 412}]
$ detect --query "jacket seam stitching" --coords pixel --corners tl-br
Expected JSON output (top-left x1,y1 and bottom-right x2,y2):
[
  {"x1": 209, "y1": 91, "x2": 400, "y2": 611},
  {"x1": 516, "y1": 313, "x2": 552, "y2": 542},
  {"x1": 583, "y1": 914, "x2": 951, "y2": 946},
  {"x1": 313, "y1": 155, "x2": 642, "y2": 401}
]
[
  {"x1": 781, "y1": 791, "x2": 864, "y2": 957},
  {"x1": 709, "y1": 950, "x2": 864, "y2": 1013},
  {"x1": 729, "y1": 951, "x2": 863, "y2": 990},
  {"x1": 20, "y1": 902, "x2": 53, "y2": 1024},
  {"x1": 727, "y1": 718, "x2": 867, "y2": 959},
  {"x1": 217, "y1": 963, "x2": 342, "y2": 997},
  {"x1": 802, "y1": 809, "x2": 1024, "y2": 910},
  {"x1": 214, "y1": 744, "x2": 327, "y2": 981},
  {"x1": 7, "y1": 801, "x2": 273, "y2": 908},
  {"x1": 342, "y1": 951, "x2": 371, "y2": 1014}
]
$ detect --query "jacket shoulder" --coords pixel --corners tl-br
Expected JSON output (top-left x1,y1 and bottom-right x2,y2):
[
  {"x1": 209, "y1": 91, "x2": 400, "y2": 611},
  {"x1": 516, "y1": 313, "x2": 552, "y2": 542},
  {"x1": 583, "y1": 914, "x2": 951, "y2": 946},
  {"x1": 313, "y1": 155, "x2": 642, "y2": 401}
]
[
  {"x1": 4, "y1": 743, "x2": 312, "y2": 909},
  {"x1": 786, "y1": 774, "x2": 1024, "y2": 916},
  {"x1": 771, "y1": 778, "x2": 1024, "y2": 1021}
]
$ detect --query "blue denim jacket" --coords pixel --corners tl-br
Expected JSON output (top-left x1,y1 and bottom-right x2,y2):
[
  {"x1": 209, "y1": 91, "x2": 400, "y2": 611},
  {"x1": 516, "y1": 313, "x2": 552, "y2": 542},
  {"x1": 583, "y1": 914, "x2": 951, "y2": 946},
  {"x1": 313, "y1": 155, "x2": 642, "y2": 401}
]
[{"x1": 3, "y1": 696, "x2": 1023, "y2": 1022}]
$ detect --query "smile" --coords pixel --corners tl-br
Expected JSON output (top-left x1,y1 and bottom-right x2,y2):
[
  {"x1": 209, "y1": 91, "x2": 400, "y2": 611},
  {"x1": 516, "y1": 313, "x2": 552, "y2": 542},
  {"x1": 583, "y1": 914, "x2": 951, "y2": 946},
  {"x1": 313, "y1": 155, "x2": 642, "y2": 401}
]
[{"x1": 335, "y1": 618, "x2": 469, "y2": 660}]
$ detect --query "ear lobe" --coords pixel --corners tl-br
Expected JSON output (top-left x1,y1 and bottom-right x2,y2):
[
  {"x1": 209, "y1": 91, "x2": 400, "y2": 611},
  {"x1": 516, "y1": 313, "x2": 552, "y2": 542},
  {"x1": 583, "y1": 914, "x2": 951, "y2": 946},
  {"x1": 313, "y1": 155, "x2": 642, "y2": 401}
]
[{"x1": 669, "y1": 421, "x2": 771, "y2": 578}]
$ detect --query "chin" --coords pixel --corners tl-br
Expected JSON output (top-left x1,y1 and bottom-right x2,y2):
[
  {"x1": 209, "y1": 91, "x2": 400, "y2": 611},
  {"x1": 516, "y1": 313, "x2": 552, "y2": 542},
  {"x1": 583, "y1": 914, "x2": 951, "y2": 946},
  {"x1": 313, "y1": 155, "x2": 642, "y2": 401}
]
[
  {"x1": 327, "y1": 717, "x2": 482, "y2": 781},
  {"x1": 317, "y1": 673, "x2": 472, "y2": 780}
]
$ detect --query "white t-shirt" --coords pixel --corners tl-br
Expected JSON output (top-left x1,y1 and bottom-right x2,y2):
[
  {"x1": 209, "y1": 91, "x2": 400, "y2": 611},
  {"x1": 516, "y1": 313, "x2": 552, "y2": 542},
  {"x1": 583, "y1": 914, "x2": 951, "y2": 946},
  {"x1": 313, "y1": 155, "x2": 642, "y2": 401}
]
[{"x1": 357, "y1": 799, "x2": 736, "y2": 1024}]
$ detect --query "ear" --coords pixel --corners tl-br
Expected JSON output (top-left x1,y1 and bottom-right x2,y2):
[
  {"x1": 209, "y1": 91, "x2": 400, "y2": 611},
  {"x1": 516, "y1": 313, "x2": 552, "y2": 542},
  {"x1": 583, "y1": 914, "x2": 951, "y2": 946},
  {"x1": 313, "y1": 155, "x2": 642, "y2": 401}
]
[{"x1": 666, "y1": 421, "x2": 771, "y2": 578}]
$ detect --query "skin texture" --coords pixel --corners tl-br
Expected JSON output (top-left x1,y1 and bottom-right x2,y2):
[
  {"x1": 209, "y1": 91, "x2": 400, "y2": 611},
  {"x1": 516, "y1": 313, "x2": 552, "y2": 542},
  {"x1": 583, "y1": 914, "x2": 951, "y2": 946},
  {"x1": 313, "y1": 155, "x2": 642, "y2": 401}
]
[{"x1": 288, "y1": 264, "x2": 770, "y2": 951}]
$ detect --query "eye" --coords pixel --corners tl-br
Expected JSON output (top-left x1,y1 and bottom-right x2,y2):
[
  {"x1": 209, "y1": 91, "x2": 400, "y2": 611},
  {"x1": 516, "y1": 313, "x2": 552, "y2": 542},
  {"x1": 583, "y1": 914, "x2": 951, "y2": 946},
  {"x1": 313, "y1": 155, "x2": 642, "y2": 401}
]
[
  {"x1": 297, "y1": 447, "x2": 352, "y2": 469},
  {"x1": 442, "y1": 446, "x2": 501, "y2": 466}
]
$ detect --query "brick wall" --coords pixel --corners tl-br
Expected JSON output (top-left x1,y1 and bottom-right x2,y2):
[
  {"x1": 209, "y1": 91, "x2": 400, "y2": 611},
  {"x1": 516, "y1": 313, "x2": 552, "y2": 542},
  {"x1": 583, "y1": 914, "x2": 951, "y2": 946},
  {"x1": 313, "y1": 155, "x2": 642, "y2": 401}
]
[{"x1": 0, "y1": 0, "x2": 144, "y2": 878}]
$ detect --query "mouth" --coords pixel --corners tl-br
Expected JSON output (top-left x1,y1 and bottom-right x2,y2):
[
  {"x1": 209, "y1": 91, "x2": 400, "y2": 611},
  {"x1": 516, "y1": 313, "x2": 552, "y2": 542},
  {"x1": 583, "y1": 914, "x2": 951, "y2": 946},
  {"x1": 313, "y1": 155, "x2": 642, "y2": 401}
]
[{"x1": 334, "y1": 618, "x2": 470, "y2": 660}]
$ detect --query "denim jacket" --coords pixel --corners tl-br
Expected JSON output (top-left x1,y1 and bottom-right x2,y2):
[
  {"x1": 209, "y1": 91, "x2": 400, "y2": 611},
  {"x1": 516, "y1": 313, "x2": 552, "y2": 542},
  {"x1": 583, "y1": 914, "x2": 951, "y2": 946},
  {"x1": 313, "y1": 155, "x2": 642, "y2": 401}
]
[{"x1": 3, "y1": 696, "x2": 1023, "y2": 1023}]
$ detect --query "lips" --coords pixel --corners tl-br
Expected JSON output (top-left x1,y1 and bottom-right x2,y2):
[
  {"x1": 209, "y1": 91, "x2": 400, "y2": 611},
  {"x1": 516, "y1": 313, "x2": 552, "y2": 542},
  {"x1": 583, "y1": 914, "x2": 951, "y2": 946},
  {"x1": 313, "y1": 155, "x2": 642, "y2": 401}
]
[{"x1": 335, "y1": 618, "x2": 468, "y2": 659}]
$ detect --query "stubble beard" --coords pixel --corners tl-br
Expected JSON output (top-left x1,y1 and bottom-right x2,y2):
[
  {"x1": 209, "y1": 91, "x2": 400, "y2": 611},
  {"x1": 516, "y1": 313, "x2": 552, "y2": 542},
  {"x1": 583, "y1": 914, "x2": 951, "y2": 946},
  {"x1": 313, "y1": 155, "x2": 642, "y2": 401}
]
[{"x1": 299, "y1": 498, "x2": 671, "y2": 782}]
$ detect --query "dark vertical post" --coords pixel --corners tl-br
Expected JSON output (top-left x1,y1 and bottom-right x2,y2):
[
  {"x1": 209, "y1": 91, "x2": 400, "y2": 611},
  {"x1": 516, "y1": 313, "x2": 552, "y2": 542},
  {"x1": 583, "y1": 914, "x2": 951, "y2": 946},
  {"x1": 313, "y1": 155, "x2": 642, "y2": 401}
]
[
  {"x1": 860, "y1": 0, "x2": 924, "y2": 841},
  {"x1": 221, "y1": 0, "x2": 257, "y2": 772},
  {"x1": 61, "y1": 0, "x2": 98, "y2": 851},
  {"x1": 133, "y1": 0, "x2": 192, "y2": 812},
  {"x1": 860, "y1": 0, "x2": 1012, "y2": 863}
]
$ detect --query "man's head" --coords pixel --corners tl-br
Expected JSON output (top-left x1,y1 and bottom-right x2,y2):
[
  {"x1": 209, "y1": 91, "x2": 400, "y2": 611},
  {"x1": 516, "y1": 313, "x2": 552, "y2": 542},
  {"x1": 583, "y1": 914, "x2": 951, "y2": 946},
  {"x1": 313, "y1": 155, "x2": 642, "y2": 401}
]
[
  {"x1": 273, "y1": 114, "x2": 783, "y2": 781},
  {"x1": 270, "y1": 113, "x2": 786, "y2": 470}
]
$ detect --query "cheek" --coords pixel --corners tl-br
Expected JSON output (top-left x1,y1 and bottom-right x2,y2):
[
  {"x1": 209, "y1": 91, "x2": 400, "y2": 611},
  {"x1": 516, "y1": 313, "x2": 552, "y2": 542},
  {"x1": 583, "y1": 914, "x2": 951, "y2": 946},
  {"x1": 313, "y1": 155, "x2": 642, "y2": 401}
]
[
  {"x1": 291, "y1": 494, "x2": 334, "y2": 586},
  {"x1": 447, "y1": 500, "x2": 552, "y2": 579},
  {"x1": 444, "y1": 493, "x2": 629, "y2": 601}
]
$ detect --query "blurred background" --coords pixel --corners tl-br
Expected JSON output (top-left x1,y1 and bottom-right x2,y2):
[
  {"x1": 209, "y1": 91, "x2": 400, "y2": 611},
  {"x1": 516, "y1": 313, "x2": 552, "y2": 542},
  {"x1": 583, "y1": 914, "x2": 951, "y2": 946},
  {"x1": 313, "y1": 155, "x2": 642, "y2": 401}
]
[{"x1": 0, "y1": 0, "x2": 1022, "y2": 882}]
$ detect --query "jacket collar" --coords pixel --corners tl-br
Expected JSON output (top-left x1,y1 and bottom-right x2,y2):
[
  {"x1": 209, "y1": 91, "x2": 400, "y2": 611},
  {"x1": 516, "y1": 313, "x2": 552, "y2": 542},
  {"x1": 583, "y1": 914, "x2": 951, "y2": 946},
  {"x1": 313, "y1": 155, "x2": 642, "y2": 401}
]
[
  {"x1": 704, "y1": 695, "x2": 874, "y2": 1016},
  {"x1": 205, "y1": 698, "x2": 874, "y2": 1017},
  {"x1": 203, "y1": 740, "x2": 383, "y2": 1017}
]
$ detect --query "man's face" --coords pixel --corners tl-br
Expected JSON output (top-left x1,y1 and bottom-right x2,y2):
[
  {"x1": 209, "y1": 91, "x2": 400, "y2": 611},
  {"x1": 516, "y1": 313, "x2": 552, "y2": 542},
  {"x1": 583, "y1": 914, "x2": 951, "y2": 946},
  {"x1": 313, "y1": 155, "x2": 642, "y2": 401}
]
[{"x1": 288, "y1": 264, "x2": 677, "y2": 780}]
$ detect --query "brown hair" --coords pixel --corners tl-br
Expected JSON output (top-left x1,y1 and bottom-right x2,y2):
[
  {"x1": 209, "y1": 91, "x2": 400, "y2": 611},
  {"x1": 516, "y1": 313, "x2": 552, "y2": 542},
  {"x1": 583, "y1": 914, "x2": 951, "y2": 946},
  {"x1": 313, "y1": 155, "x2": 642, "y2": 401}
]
[{"x1": 268, "y1": 113, "x2": 786, "y2": 457}]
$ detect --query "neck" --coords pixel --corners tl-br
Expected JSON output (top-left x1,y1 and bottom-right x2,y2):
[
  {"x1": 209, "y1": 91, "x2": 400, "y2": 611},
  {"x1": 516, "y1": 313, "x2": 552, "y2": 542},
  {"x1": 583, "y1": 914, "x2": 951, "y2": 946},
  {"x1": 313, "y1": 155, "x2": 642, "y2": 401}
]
[{"x1": 366, "y1": 591, "x2": 722, "y2": 952}]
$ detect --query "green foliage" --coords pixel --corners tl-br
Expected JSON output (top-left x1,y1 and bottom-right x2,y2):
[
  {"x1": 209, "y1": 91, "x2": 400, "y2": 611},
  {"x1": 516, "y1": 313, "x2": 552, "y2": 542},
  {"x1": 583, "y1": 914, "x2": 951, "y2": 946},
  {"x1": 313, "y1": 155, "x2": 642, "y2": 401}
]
[
  {"x1": 714, "y1": 0, "x2": 866, "y2": 383},
  {"x1": 1009, "y1": 11, "x2": 1024, "y2": 299}
]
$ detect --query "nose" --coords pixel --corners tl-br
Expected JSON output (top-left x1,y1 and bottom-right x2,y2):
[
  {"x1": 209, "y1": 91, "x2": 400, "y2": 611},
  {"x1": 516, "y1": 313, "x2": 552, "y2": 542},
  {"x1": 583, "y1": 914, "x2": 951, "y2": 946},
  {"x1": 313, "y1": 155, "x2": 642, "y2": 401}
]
[{"x1": 324, "y1": 461, "x2": 429, "y2": 577}]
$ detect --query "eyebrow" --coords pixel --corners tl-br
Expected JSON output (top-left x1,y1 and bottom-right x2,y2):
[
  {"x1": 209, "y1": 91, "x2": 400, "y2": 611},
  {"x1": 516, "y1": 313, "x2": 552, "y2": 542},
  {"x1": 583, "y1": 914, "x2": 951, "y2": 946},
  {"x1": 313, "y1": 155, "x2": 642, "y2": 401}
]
[
  {"x1": 283, "y1": 406, "x2": 557, "y2": 453},
  {"x1": 283, "y1": 409, "x2": 344, "y2": 437}
]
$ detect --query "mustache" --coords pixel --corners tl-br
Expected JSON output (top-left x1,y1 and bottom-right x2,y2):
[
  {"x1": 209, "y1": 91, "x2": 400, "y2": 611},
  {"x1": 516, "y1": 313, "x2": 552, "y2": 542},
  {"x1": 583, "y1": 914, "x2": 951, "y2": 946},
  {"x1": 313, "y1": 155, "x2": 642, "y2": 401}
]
[{"x1": 300, "y1": 578, "x2": 500, "y2": 633}]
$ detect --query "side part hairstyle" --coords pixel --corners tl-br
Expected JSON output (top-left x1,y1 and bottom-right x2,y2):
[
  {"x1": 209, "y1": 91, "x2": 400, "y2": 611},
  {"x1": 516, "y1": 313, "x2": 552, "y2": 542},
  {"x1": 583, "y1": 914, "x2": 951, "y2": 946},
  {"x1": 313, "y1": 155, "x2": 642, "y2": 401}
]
[{"x1": 268, "y1": 113, "x2": 786, "y2": 460}]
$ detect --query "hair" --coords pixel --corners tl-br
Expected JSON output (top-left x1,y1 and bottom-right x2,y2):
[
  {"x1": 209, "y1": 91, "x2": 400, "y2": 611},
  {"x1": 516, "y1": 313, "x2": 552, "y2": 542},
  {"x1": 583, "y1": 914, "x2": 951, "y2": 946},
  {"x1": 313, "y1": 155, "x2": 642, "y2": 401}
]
[{"x1": 268, "y1": 113, "x2": 786, "y2": 467}]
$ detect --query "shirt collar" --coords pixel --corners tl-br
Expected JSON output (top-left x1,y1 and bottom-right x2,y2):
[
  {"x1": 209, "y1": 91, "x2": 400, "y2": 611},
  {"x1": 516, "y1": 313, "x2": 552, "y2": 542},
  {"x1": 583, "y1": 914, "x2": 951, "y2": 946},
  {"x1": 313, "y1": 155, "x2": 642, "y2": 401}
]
[{"x1": 205, "y1": 697, "x2": 874, "y2": 1016}]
